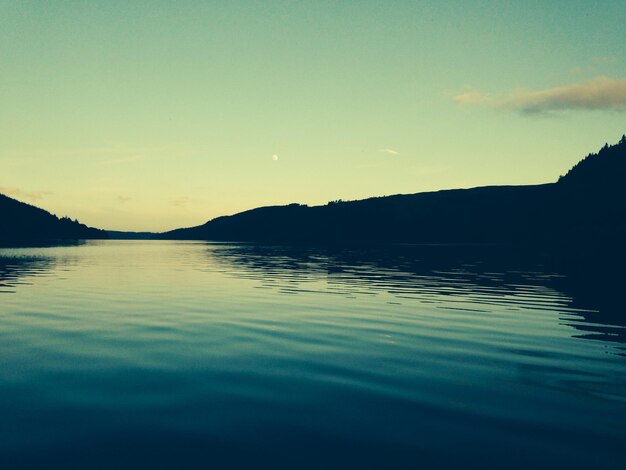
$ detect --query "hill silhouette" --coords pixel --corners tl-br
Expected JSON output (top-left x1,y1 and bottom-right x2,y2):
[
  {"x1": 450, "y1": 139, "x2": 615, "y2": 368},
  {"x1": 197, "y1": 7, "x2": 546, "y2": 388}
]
[
  {"x1": 3, "y1": 136, "x2": 624, "y2": 244},
  {"x1": 161, "y1": 136, "x2": 626, "y2": 244},
  {"x1": 0, "y1": 194, "x2": 107, "y2": 244}
]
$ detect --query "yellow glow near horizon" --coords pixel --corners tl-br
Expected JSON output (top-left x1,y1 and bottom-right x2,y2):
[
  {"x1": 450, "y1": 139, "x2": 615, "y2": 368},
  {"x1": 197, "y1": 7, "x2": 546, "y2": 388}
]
[{"x1": 1, "y1": 1, "x2": 625, "y2": 231}]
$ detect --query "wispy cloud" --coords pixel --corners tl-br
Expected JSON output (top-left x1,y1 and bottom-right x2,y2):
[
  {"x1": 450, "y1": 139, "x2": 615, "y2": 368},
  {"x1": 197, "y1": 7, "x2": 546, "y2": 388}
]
[
  {"x1": 0, "y1": 186, "x2": 51, "y2": 201},
  {"x1": 502, "y1": 77, "x2": 626, "y2": 114},
  {"x1": 451, "y1": 77, "x2": 626, "y2": 114},
  {"x1": 451, "y1": 86, "x2": 488, "y2": 105},
  {"x1": 380, "y1": 148, "x2": 400, "y2": 156}
]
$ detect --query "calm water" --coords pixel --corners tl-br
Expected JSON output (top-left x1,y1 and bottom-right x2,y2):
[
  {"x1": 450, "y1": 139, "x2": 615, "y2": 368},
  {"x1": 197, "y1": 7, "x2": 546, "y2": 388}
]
[{"x1": 0, "y1": 241, "x2": 624, "y2": 469}]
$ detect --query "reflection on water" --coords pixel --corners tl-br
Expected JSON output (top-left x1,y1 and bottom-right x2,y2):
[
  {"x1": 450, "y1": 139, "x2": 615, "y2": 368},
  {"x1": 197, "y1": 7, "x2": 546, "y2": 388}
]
[
  {"x1": 0, "y1": 255, "x2": 55, "y2": 293},
  {"x1": 0, "y1": 241, "x2": 624, "y2": 469},
  {"x1": 211, "y1": 243, "x2": 626, "y2": 349}
]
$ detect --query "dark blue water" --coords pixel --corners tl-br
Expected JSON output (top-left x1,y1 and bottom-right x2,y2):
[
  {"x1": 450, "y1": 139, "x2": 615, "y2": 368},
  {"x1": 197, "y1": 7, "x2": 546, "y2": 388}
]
[{"x1": 0, "y1": 241, "x2": 624, "y2": 468}]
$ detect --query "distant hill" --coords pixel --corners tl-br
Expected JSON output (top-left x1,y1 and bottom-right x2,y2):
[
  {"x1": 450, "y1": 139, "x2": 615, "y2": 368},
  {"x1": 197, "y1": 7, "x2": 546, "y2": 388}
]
[
  {"x1": 162, "y1": 136, "x2": 626, "y2": 244},
  {"x1": 559, "y1": 136, "x2": 626, "y2": 188},
  {"x1": 106, "y1": 231, "x2": 159, "y2": 240},
  {"x1": 0, "y1": 194, "x2": 107, "y2": 243},
  {"x1": 3, "y1": 136, "x2": 624, "y2": 245}
]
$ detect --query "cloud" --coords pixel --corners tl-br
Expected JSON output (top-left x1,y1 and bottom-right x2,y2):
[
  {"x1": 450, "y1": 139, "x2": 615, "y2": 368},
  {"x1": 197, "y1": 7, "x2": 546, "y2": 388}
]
[
  {"x1": 380, "y1": 148, "x2": 400, "y2": 156},
  {"x1": 0, "y1": 186, "x2": 51, "y2": 201},
  {"x1": 452, "y1": 87, "x2": 488, "y2": 105},
  {"x1": 451, "y1": 77, "x2": 626, "y2": 114},
  {"x1": 501, "y1": 77, "x2": 626, "y2": 114}
]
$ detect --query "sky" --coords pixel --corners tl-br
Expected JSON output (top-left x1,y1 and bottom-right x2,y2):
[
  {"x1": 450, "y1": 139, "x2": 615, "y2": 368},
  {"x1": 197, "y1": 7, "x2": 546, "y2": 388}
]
[{"x1": 1, "y1": 0, "x2": 625, "y2": 232}]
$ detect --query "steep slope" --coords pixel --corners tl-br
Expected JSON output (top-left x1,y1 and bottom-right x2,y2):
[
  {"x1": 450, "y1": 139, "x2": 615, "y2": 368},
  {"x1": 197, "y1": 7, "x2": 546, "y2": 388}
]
[
  {"x1": 162, "y1": 136, "x2": 626, "y2": 244},
  {"x1": 0, "y1": 194, "x2": 107, "y2": 243}
]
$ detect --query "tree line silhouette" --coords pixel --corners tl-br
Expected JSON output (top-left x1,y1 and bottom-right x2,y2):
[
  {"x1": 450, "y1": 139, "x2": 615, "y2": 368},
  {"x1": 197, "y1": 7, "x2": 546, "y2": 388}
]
[
  {"x1": 162, "y1": 136, "x2": 626, "y2": 245},
  {"x1": 1, "y1": 136, "x2": 624, "y2": 245},
  {"x1": 0, "y1": 194, "x2": 106, "y2": 243}
]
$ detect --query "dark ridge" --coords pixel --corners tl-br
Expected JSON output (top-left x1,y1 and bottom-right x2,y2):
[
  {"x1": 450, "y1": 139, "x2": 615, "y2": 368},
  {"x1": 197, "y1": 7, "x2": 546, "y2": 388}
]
[
  {"x1": 106, "y1": 231, "x2": 159, "y2": 240},
  {"x1": 160, "y1": 136, "x2": 626, "y2": 244},
  {"x1": 559, "y1": 134, "x2": 626, "y2": 187},
  {"x1": 3, "y1": 136, "x2": 624, "y2": 244},
  {"x1": 0, "y1": 193, "x2": 107, "y2": 244}
]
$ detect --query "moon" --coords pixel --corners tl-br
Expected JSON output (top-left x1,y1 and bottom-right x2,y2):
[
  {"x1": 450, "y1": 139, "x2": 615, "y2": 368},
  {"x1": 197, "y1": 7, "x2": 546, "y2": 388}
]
[{"x1": 272, "y1": 154, "x2": 279, "y2": 161}]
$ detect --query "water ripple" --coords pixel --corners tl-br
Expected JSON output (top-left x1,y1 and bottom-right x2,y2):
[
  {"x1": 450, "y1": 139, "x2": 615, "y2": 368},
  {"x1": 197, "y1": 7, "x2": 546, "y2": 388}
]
[{"x1": 0, "y1": 241, "x2": 624, "y2": 468}]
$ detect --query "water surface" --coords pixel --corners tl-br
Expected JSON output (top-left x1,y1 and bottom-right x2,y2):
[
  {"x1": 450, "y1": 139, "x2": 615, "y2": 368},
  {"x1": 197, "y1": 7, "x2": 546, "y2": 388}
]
[{"x1": 0, "y1": 241, "x2": 624, "y2": 468}]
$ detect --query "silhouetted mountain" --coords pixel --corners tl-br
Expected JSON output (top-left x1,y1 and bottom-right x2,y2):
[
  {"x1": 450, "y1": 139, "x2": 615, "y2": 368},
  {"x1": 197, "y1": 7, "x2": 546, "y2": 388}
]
[
  {"x1": 162, "y1": 136, "x2": 626, "y2": 244},
  {"x1": 559, "y1": 135, "x2": 626, "y2": 188},
  {"x1": 5, "y1": 136, "x2": 624, "y2": 245},
  {"x1": 0, "y1": 194, "x2": 107, "y2": 244}
]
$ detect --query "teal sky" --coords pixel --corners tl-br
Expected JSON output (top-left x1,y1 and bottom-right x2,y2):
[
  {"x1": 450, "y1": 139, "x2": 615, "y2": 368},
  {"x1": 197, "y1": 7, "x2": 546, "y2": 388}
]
[{"x1": 2, "y1": 1, "x2": 625, "y2": 231}]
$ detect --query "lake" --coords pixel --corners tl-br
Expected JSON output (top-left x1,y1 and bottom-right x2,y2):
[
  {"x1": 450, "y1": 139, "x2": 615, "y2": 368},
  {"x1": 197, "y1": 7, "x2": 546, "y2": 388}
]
[{"x1": 0, "y1": 240, "x2": 624, "y2": 468}]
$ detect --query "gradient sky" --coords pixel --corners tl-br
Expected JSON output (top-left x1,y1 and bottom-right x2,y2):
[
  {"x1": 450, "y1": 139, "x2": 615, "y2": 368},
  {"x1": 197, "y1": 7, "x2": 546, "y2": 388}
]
[{"x1": 2, "y1": 1, "x2": 625, "y2": 231}]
